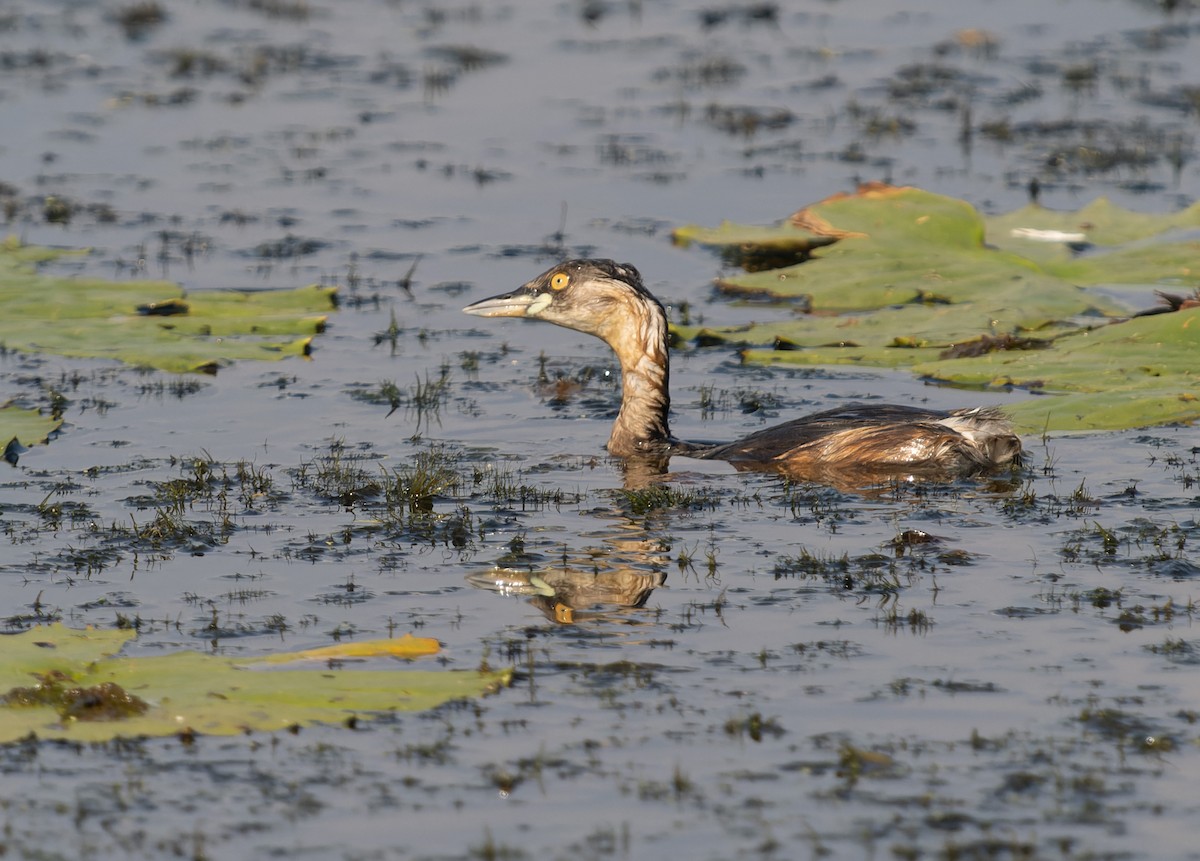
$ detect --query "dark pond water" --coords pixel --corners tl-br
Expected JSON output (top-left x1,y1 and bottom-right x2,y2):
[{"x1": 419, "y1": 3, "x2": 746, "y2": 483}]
[{"x1": 1, "y1": 0, "x2": 1199, "y2": 858}]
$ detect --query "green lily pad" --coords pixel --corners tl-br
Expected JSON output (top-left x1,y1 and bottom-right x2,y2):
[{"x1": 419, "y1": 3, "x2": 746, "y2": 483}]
[
  {"x1": 674, "y1": 185, "x2": 1200, "y2": 432},
  {"x1": 0, "y1": 403, "x2": 62, "y2": 450},
  {"x1": 0, "y1": 237, "x2": 336, "y2": 374},
  {"x1": 0, "y1": 624, "x2": 511, "y2": 742},
  {"x1": 676, "y1": 185, "x2": 1119, "y2": 320},
  {"x1": 998, "y1": 197, "x2": 1200, "y2": 246},
  {"x1": 676, "y1": 301, "x2": 1086, "y2": 369},
  {"x1": 672, "y1": 220, "x2": 837, "y2": 269},
  {"x1": 986, "y1": 198, "x2": 1200, "y2": 277},
  {"x1": 913, "y1": 307, "x2": 1200, "y2": 432}
]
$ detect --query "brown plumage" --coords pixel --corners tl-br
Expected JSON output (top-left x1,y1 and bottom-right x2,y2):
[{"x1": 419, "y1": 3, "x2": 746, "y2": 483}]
[{"x1": 463, "y1": 259, "x2": 1022, "y2": 482}]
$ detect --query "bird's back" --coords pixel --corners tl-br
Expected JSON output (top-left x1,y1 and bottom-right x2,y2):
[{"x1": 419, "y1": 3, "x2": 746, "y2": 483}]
[{"x1": 699, "y1": 404, "x2": 1021, "y2": 479}]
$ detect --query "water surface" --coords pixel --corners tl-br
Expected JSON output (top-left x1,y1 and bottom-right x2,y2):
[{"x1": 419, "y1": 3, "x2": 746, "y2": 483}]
[{"x1": 1, "y1": 1, "x2": 1198, "y2": 858}]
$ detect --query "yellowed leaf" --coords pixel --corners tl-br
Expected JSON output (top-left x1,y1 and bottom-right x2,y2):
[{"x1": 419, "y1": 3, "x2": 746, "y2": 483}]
[{"x1": 254, "y1": 633, "x2": 441, "y2": 665}]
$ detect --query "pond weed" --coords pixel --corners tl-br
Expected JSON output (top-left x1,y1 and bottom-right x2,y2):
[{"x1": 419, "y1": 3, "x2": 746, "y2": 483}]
[
  {"x1": 470, "y1": 827, "x2": 526, "y2": 861},
  {"x1": 114, "y1": 2, "x2": 166, "y2": 41},
  {"x1": 372, "y1": 309, "x2": 402, "y2": 355},
  {"x1": 774, "y1": 548, "x2": 910, "y2": 596},
  {"x1": 470, "y1": 462, "x2": 575, "y2": 511},
  {"x1": 876, "y1": 603, "x2": 933, "y2": 635},
  {"x1": 777, "y1": 480, "x2": 849, "y2": 531},
  {"x1": 691, "y1": 382, "x2": 784, "y2": 421},
  {"x1": 233, "y1": 459, "x2": 276, "y2": 511},
  {"x1": 383, "y1": 446, "x2": 462, "y2": 517},
  {"x1": 614, "y1": 483, "x2": 723, "y2": 516},
  {"x1": 409, "y1": 366, "x2": 451, "y2": 435},
  {"x1": 301, "y1": 439, "x2": 383, "y2": 506},
  {"x1": 1, "y1": 2, "x2": 1199, "y2": 855},
  {"x1": 35, "y1": 491, "x2": 94, "y2": 531},
  {"x1": 674, "y1": 540, "x2": 698, "y2": 575}
]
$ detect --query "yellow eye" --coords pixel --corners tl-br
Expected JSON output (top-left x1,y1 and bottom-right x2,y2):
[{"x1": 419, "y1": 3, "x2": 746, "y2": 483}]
[{"x1": 550, "y1": 272, "x2": 570, "y2": 291}]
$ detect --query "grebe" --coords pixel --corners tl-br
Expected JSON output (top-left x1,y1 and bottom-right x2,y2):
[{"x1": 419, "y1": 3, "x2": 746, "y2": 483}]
[{"x1": 463, "y1": 259, "x2": 1022, "y2": 481}]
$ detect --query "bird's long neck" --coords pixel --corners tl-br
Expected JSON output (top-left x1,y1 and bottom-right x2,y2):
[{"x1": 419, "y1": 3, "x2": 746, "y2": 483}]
[{"x1": 601, "y1": 292, "x2": 672, "y2": 457}]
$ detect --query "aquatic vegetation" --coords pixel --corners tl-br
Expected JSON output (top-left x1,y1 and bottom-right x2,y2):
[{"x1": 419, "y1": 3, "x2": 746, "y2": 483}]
[
  {"x1": 1, "y1": 1, "x2": 1199, "y2": 858},
  {"x1": 0, "y1": 403, "x2": 62, "y2": 453},
  {"x1": 876, "y1": 602, "x2": 933, "y2": 634},
  {"x1": 724, "y1": 711, "x2": 784, "y2": 742},
  {"x1": 372, "y1": 308, "x2": 403, "y2": 354},
  {"x1": 119, "y1": 455, "x2": 289, "y2": 552},
  {"x1": 614, "y1": 484, "x2": 724, "y2": 516},
  {"x1": 772, "y1": 547, "x2": 915, "y2": 596},
  {"x1": 299, "y1": 440, "x2": 384, "y2": 507},
  {"x1": 0, "y1": 624, "x2": 508, "y2": 742},
  {"x1": 673, "y1": 185, "x2": 1200, "y2": 432},
  {"x1": 0, "y1": 237, "x2": 334, "y2": 376},
  {"x1": 114, "y1": 2, "x2": 167, "y2": 40},
  {"x1": 383, "y1": 446, "x2": 463, "y2": 516},
  {"x1": 347, "y1": 367, "x2": 452, "y2": 436},
  {"x1": 470, "y1": 462, "x2": 577, "y2": 511}
]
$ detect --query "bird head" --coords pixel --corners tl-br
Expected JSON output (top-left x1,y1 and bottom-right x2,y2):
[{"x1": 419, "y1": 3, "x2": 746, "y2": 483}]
[{"x1": 463, "y1": 258, "x2": 656, "y2": 342}]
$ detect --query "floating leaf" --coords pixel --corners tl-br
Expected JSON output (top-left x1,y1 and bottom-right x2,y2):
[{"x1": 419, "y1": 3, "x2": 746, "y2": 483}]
[
  {"x1": 986, "y1": 198, "x2": 1200, "y2": 270},
  {"x1": 672, "y1": 220, "x2": 836, "y2": 269},
  {"x1": 255, "y1": 633, "x2": 441, "y2": 665},
  {"x1": 914, "y1": 307, "x2": 1200, "y2": 432},
  {"x1": 985, "y1": 200, "x2": 1200, "y2": 301},
  {"x1": 675, "y1": 185, "x2": 1200, "y2": 432},
  {"x1": 680, "y1": 185, "x2": 1118, "y2": 321},
  {"x1": 0, "y1": 237, "x2": 336, "y2": 374},
  {"x1": 0, "y1": 624, "x2": 509, "y2": 742},
  {"x1": 0, "y1": 403, "x2": 62, "y2": 451}
]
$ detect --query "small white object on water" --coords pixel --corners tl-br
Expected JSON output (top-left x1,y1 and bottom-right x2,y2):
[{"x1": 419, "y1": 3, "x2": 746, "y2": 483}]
[{"x1": 1009, "y1": 227, "x2": 1088, "y2": 243}]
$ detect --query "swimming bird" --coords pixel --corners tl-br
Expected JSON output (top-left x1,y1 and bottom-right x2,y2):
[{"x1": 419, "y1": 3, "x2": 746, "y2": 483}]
[{"x1": 463, "y1": 259, "x2": 1022, "y2": 482}]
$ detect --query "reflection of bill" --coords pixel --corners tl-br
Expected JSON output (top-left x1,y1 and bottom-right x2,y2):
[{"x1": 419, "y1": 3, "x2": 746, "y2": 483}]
[{"x1": 467, "y1": 567, "x2": 666, "y2": 624}]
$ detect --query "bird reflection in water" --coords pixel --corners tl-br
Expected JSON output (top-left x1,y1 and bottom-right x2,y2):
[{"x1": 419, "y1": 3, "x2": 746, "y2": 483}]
[
  {"x1": 467, "y1": 528, "x2": 669, "y2": 625},
  {"x1": 467, "y1": 566, "x2": 666, "y2": 625}
]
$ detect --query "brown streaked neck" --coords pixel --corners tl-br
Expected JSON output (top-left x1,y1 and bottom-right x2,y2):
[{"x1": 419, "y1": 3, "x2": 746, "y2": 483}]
[{"x1": 598, "y1": 289, "x2": 672, "y2": 457}]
